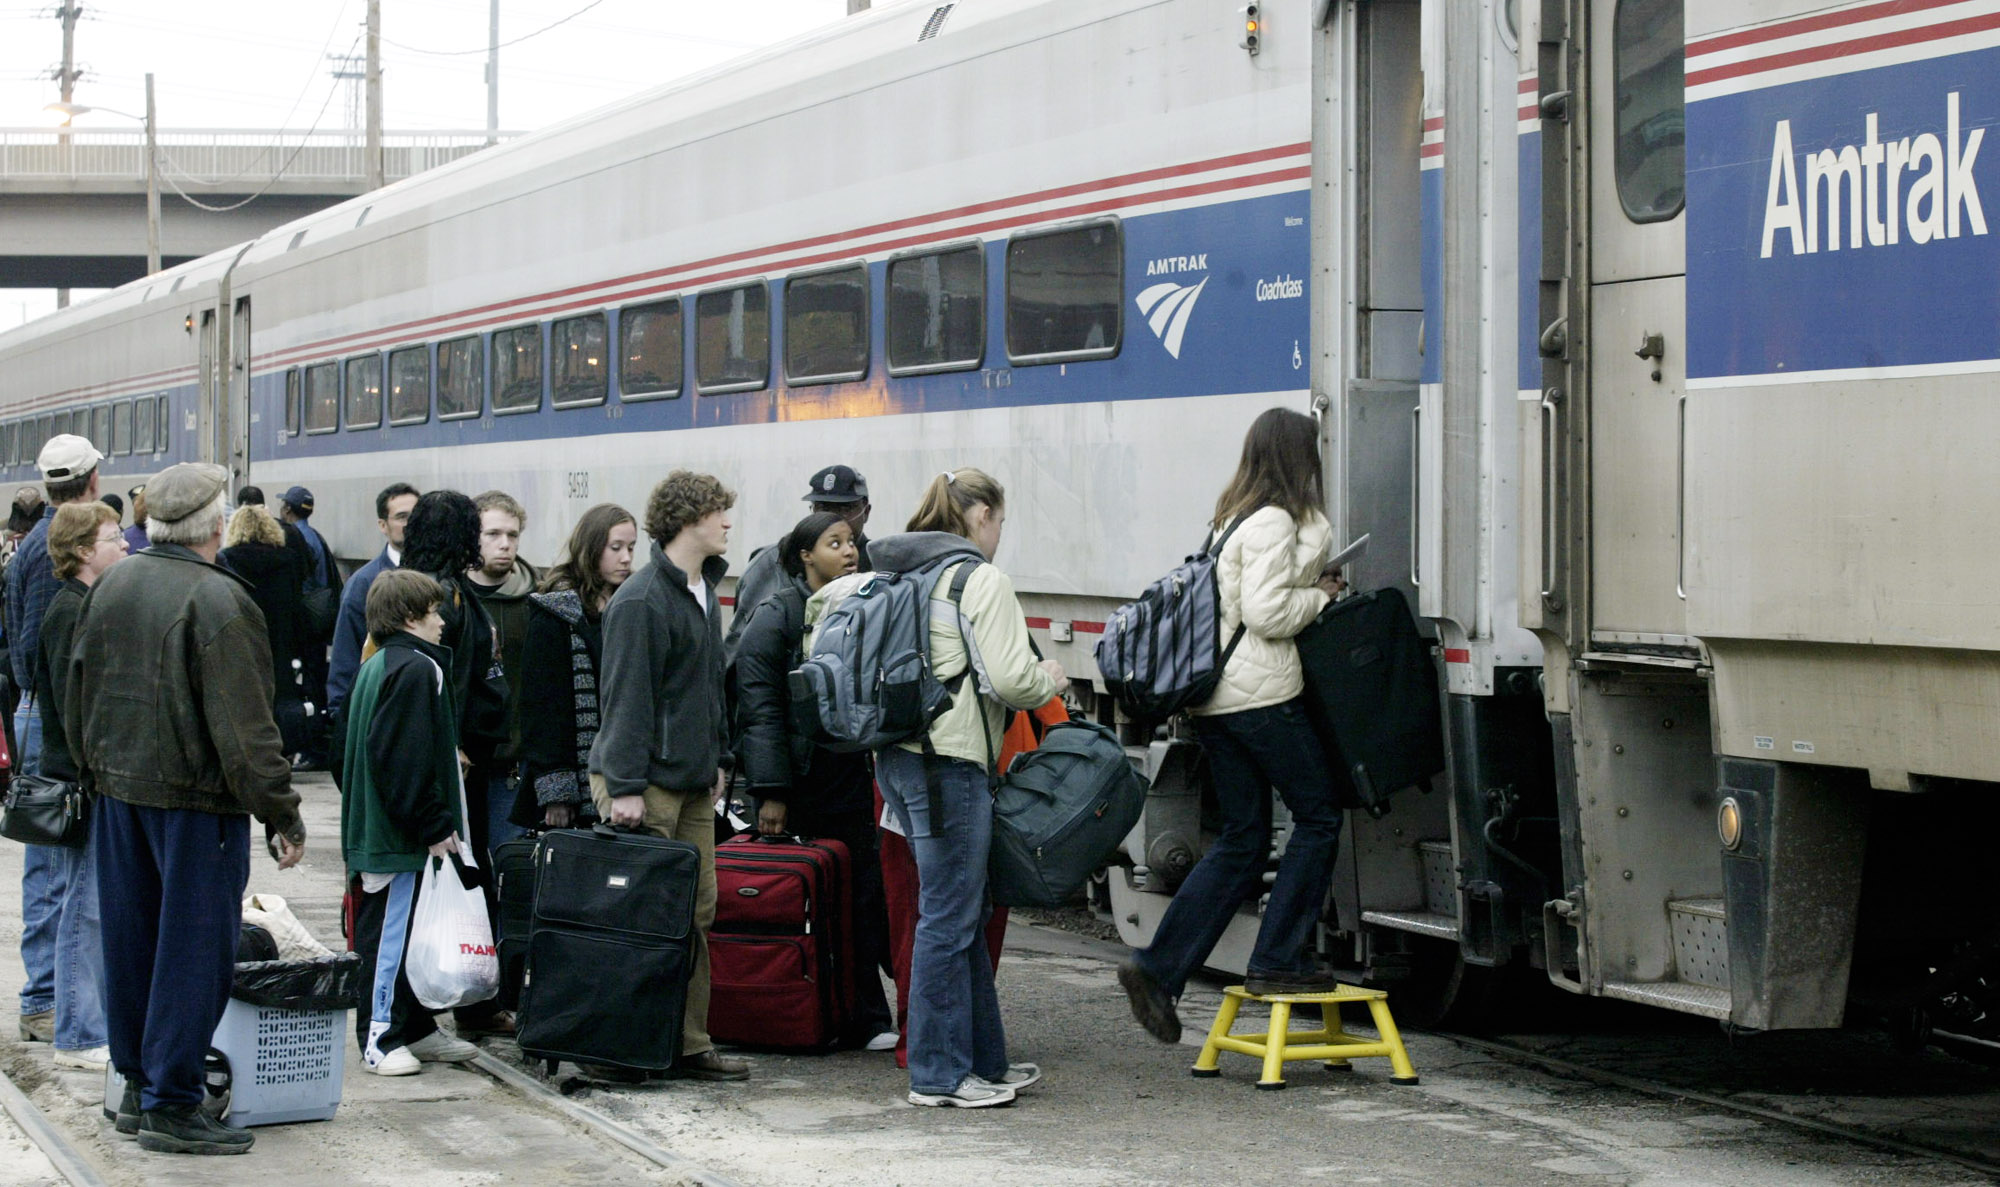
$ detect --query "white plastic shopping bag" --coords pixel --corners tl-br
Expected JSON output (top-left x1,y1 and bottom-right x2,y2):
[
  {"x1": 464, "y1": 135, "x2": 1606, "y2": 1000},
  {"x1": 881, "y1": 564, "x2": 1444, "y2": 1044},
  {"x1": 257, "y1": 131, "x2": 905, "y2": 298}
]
[{"x1": 404, "y1": 855, "x2": 499, "y2": 1010}]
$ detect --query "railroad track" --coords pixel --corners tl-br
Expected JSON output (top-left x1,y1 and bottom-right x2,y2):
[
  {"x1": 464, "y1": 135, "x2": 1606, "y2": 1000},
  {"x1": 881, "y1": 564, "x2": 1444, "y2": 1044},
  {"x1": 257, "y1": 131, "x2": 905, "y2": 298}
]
[
  {"x1": 1437, "y1": 1030, "x2": 2000, "y2": 1182},
  {"x1": 0, "y1": 1047, "x2": 745, "y2": 1187}
]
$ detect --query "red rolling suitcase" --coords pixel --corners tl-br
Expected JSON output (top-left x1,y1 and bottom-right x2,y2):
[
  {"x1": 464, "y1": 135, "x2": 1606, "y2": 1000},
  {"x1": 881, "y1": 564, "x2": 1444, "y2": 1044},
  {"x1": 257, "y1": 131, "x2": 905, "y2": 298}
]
[{"x1": 709, "y1": 834, "x2": 854, "y2": 1049}]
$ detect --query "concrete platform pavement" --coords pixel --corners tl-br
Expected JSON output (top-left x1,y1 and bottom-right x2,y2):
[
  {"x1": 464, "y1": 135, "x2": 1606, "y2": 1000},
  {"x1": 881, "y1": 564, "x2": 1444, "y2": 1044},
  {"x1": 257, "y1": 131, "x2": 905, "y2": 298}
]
[
  {"x1": 3, "y1": 771, "x2": 1994, "y2": 1186},
  {"x1": 0, "y1": 774, "x2": 677, "y2": 1187}
]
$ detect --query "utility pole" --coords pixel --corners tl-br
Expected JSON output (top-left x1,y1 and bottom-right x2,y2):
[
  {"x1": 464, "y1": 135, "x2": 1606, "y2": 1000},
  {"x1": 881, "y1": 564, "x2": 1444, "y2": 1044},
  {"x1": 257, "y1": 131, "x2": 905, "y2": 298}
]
[
  {"x1": 144, "y1": 72, "x2": 159, "y2": 276},
  {"x1": 485, "y1": 0, "x2": 499, "y2": 147},
  {"x1": 365, "y1": 0, "x2": 383, "y2": 190},
  {"x1": 55, "y1": 2, "x2": 82, "y2": 307}
]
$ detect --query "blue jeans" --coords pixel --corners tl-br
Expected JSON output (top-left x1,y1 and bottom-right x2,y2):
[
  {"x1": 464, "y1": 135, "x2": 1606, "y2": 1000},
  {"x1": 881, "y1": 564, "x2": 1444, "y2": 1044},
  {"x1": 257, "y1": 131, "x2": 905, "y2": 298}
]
[
  {"x1": 51, "y1": 833, "x2": 105, "y2": 1050},
  {"x1": 16, "y1": 700, "x2": 52, "y2": 1017},
  {"x1": 486, "y1": 771, "x2": 525, "y2": 857},
  {"x1": 876, "y1": 747, "x2": 1008, "y2": 1095},
  {"x1": 1135, "y1": 699, "x2": 1343, "y2": 995},
  {"x1": 14, "y1": 699, "x2": 107, "y2": 1049}
]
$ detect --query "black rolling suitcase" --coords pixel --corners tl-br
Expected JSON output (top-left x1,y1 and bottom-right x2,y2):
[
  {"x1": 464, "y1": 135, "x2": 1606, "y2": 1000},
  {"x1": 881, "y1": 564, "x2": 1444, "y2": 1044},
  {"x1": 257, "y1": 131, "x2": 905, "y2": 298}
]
[
  {"x1": 516, "y1": 825, "x2": 701, "y2": 1074},
  {"x1": 492, "y1": 833, "x2": 540, "y2": 1009},
  {"x1": 1293, "y1": 587, "x2": 1446, "y2": 817}
]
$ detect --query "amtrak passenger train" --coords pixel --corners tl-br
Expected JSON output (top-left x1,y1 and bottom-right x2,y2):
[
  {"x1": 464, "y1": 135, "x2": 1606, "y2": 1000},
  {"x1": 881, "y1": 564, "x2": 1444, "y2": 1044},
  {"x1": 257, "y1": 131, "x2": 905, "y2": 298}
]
[{"x1": 4, "y1": 0, "x2": 1999, "y2": 1048}]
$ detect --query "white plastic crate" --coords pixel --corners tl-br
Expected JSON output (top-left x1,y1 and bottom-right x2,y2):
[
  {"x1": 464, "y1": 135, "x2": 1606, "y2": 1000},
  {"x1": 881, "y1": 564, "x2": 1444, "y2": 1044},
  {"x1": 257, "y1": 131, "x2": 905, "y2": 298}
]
[{"x1": 103, "y1": 999, "x2": 345, "y2": 1128}]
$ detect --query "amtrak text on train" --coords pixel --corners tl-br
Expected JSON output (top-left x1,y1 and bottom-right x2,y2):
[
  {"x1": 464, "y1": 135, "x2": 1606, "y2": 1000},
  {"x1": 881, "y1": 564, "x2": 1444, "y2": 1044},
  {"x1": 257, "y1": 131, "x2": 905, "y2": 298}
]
[
  {"x1": 1144, "y1": 254, "x2": 1209, "y2": 275},
  {"x1": 1760, "y1": 91, "x2": 1987, "y2": 258}
]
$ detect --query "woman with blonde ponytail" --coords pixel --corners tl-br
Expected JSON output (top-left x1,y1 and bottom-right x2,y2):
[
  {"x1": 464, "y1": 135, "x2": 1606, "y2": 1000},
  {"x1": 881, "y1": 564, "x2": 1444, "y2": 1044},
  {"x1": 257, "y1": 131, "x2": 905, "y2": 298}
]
[{"x1": 862, "y1": 466, "x2": 1065, "y2": 1109}]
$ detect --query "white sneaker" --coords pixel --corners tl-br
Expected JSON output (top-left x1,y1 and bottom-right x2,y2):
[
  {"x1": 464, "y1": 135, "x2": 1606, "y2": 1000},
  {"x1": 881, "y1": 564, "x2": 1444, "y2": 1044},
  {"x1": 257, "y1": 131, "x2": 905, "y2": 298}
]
[
  {"x1": 865, "y1": 1031, "x2": 900, "y2": 1052},
  {"x1": 406, "y1": 1031, "x2": 479, "y2": 1063},
  {"x1": 972, "y1": 1062, "x2": 1041, "y2": 1092},
  {"x1": 368, "y1": 1046, "x2": 421, "y2": 1076},
  {"x1": 908, "y1": 1077, "x2": 1016, "y2": 1109},
  {"x1": 53, "y1": 1046, "x2": 108, "y2": 1071}
]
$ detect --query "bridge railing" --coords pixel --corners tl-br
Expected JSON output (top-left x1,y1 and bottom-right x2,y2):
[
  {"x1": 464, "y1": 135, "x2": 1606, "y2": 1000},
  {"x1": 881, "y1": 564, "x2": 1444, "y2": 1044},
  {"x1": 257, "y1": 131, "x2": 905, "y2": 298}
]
[{"x1": 0, "y1": 128, "x2": 517, "y2": 185}]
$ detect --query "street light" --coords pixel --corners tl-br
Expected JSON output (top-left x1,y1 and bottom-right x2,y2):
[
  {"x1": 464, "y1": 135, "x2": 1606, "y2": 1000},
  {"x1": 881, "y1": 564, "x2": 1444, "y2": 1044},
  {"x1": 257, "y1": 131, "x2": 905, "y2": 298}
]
[{"x1": 44, "y1": 72, "x2": 161, "y2": 277}]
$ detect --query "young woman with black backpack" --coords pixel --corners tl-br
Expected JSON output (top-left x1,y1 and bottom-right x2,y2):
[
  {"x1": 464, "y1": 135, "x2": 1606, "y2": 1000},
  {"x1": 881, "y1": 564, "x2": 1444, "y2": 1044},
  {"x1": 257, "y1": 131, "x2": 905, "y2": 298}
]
[
  {"x1": 729, "y1": 511, "x2": 898, "y2": 1051},
  {"x1": 1116, "y1": 407, "x2": 1347, "y2": 1045}
]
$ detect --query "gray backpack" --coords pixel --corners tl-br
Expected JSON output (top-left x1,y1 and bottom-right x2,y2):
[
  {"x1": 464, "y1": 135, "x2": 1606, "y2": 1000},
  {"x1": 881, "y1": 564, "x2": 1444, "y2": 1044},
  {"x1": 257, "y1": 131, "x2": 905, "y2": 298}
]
[
  {"x1": 787, "y1": 556, "x2": 980, "y2": 754},
  {"x1": 1093, "y1": 517, "x2": 1250, "y2": 720},
  {"x1": 987, "y1": 721, "x2": 1148, "y2": 908}
]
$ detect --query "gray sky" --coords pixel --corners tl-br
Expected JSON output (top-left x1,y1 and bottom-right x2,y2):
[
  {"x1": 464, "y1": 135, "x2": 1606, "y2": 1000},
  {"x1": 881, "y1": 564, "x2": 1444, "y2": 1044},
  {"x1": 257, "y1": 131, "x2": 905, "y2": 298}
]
[{"x1": 1, "y1": 0, "x2": 853, "y2": 326}]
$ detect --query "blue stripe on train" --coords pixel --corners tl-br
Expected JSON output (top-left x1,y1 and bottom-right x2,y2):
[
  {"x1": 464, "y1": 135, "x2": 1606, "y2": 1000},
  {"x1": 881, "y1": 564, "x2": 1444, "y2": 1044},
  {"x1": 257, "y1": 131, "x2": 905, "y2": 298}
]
[{"x1": 1687, "y1": 44, "x2": 2000, "y2": 380}]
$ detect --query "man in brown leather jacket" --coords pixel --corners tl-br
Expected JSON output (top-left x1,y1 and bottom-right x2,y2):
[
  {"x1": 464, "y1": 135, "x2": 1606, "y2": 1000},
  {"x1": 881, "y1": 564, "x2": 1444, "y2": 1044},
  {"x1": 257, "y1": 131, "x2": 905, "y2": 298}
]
[{"x1": 63, "y1": 463, "x2": 306, "y2": 1156}]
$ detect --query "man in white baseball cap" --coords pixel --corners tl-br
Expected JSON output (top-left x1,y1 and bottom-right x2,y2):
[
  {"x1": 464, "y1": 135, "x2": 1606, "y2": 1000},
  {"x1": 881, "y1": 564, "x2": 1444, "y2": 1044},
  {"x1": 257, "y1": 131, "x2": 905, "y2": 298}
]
[{"x1": 8, "y1": 431, "x2": 105, "y2": 1065}]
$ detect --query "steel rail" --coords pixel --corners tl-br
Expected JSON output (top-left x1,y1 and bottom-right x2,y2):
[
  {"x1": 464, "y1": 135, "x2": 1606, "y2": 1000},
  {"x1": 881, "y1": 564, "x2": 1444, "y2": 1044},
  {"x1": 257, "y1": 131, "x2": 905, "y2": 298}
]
[
  {"x1": 466, "y1": 1051, "x2": 748, "y2": 1187},
  {"x1": 1438, "y1": 1030, "x2": 2000, "y2": 1181},
  {"x1": 0, "y1": 1065, "x2": 111, "y2": 1187}
]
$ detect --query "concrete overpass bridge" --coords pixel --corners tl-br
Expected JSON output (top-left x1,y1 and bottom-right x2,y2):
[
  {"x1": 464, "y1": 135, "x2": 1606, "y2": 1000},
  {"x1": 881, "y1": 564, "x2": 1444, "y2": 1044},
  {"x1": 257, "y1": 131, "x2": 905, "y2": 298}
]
[{"x1": 0, "y1": 127, "x2": 510, "y2": 288}]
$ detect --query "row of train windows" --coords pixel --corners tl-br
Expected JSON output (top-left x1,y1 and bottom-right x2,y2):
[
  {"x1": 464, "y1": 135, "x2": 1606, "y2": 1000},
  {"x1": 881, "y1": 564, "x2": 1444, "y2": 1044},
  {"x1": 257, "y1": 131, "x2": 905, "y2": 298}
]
[
  {"x1": 0, "y1": 396, "x2": 171, "y2": 468},
  {"x1": 283, "y1": 221, "x2": 1122, "y2": 435}
]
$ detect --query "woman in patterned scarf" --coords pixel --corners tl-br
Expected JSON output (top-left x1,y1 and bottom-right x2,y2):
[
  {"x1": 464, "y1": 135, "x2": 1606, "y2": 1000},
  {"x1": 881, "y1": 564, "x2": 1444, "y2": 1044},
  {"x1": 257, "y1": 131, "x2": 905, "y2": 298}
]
[{"x1": 509, "y1": 503, "x2": 639, "y2": 830}]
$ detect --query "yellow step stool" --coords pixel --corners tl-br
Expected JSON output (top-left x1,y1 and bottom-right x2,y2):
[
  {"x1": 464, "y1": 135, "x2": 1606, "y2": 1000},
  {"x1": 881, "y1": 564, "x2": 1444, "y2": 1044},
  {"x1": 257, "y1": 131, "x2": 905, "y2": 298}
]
[{"x1": 1192, "y1": 984, "x2": 1419, "y2": 1090}]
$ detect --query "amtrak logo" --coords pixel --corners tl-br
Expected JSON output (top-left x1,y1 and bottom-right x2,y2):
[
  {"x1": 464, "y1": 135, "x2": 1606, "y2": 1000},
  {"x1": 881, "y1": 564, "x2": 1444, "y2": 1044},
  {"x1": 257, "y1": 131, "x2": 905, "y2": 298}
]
[{"x1": 1135, "y1": 277, "x2": 1208, "y2": 359}]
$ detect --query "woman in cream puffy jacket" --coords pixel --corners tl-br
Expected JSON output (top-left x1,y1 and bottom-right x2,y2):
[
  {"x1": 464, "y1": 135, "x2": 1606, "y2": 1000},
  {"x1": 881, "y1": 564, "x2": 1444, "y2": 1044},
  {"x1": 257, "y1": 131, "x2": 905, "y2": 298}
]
[{"x1": 1117, "y1": 408, "x2": 1347, "y2": 1044}]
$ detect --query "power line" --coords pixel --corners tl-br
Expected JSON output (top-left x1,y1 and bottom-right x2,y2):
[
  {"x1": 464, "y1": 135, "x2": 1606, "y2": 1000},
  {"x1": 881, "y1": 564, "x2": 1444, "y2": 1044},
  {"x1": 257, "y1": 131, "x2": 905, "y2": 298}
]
[
  {"x1": 158, "y1": 34, "x2": 355, "y2": 212},
  {"x1": 380, "y1": 0, "x2": 607, "y2": 55}
]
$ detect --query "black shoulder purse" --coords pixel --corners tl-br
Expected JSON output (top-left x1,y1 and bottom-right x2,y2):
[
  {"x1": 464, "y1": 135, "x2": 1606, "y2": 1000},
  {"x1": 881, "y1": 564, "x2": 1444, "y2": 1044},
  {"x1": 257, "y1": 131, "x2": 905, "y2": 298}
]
[{"x1": 0, "y1": 773, "x2": 90, "y2": 848}]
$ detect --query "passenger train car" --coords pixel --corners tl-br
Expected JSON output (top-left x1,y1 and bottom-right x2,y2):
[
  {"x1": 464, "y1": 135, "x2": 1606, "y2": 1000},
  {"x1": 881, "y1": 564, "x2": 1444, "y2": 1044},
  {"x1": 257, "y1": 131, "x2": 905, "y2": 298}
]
[{"x1": 4, "y1": 0, "x2": 1998, "y2": 1046}]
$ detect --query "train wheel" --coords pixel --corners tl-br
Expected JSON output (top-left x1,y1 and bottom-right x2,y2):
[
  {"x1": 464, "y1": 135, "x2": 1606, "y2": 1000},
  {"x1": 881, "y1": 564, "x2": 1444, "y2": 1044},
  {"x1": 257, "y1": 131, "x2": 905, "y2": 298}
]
[{"x1": 1372, "y1": 935, "x2": 1504, "y2": 1033}]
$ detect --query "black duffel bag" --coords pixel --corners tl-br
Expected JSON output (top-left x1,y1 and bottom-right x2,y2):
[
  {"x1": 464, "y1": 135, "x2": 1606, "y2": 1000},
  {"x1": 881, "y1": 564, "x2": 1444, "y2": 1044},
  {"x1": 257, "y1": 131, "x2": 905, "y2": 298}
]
[
  {"x1": 0, "y1": 774, "x2": 89, "y2": 847},
  {"x1": 987, "y1": 721, "x2": 1147, "y2": 909}
]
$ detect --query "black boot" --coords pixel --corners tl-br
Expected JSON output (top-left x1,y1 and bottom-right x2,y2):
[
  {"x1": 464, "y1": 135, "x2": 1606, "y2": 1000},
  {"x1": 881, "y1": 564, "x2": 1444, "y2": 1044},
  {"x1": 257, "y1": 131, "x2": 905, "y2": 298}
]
[
  {"x1": 136, "y1": 1104, "x2": 254, "y2": 1155},
  {"x1": 113, "y1": 1082, "x2": 142, "y2": 1137}
]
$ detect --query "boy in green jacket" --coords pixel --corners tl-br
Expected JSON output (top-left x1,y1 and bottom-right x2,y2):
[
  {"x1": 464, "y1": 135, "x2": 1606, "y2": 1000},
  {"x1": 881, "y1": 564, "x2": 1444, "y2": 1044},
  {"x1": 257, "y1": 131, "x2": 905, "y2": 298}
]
[{"x1": 341, "y1": 568, "x2": 480, "y2": 1076}]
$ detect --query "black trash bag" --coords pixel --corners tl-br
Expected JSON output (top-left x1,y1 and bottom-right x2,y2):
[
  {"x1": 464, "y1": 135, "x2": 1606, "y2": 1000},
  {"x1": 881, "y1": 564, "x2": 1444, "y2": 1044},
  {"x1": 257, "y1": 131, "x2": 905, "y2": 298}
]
[{"x1": 230, "y1": 953, "x2": 363, "y2": 1012}]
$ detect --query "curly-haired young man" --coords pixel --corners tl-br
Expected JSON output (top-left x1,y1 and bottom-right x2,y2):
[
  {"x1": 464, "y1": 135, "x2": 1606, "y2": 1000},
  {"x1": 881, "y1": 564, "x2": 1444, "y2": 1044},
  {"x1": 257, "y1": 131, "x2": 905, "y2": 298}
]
[{"x1": 589, "y1": 470, "x2": 748, "y2": 1081}]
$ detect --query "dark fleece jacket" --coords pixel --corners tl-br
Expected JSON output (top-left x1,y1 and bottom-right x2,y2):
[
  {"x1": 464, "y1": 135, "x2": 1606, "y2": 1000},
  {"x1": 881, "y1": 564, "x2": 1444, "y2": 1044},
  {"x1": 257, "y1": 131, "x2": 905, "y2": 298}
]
[{"x1": 589, "y1": 549, "x2": 730, "y2": 799}]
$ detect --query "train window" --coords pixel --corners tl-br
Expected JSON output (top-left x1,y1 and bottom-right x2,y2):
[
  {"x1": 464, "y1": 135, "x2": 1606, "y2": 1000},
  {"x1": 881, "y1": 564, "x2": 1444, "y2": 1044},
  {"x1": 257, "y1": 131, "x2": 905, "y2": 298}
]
[
  {"x1": 1613, "y1": 0, "x2": 1685, "y2": 223},
  {"x1": 695, "y1": 283, "x2": 770, "y2": 394},
  {"x1": 112, "y1": 401, "x2": 132, "y2": 455},
  {"x1": 888, "y1": 245, "x2": 984, "y2": 374},
  {"x1": 284, "y1": 370, "x2": 302, "y2": 437},
  {"x1": 135, "y1": 396, "x2": 156, "y2": 454},
  {"x1": 552, "y1": 314, "x2": 609, "y2": 408},
  {"x1": 619, "y1": 300, "x2": 683, "y2": 401},
  {"x1": 156, "y1": 396, "x2": 170, "y2": 449},
  {"x1": 1, "y1": 424, "x2": 13, "y2": 466},
  {"x1": 492, "y1": 325, "x2": 543, "y2": 414},
  {"x1": 784, "y1": 265, "x2": 869, "y2": 386},
  {"x1": 1005, "y1": 221, "x2": 1122, "y2": 364},
  {"x1": 91, "y1": 406, "x2": 111, "y2": 453},
  {"x1": 345, "y1": 355, "x2": 383, "y2": 430},
  {"x1": 304, "y1": 363, "x2": 339, "y2": 434},
  {"x1": 437, "y1": 335, "x2": 484, "y2": 420},
  {"x1": 388, "y1": 347, "x2": 431, "y2": 425}
]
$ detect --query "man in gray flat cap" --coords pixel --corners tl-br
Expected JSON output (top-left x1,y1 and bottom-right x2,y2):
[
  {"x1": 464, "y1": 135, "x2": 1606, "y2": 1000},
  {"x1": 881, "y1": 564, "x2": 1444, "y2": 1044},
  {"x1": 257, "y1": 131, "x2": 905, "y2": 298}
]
[{"x1": 64, "y1": 463, "x2": 306, "y2": 1156}]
